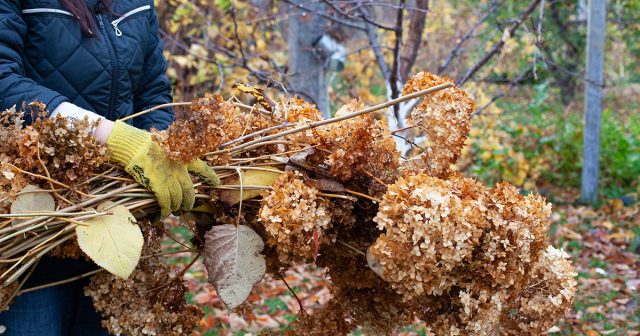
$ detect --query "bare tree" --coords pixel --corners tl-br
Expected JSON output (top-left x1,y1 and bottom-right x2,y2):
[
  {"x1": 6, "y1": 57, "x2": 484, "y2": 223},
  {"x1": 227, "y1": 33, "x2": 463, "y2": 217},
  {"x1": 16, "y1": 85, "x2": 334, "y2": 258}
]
[{"x1": 581, "y1": 0, "x2": 607, "y2": 204}]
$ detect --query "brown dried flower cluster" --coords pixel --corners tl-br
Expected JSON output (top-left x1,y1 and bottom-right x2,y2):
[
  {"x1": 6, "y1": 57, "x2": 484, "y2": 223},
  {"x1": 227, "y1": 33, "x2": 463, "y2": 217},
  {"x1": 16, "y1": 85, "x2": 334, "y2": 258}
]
[
  {"x1": 274, "y1": 97, "x2": 323, "y2": 123},
  {"x1": 0, "y1": 281, "x2": 18, "y2": 313},
  {"x1": 500, "y1": 246, "x2": 577, "y2": 335},
  {"x1": 371, "y1": 173, "x2": 551, "y2": 299},
  {"x1": 0, "y1": 106, "x2": 29, "y2": 213},
  {"x1": 286, "y1": 100, "x2": 400, "y2": 185},
  {"x1": 422, "y1": 285, "x2": 508, "y2": 336},
  {"x1": 402, "y1": 72, "x2": 475, "y2": 178},
  {"x1": 259, "y1": 171, "x2": 333, "y2": 263},
  {"x1": 364, "y1": 172, "x2": 575, "y2": 334},
  {"x1": 153, "y1": 93, "x2": 239, "y2": 163},
  {"x1": 85, "y1": 222, "x2": 203, "y2": 336},
  {"x1": 287, "y1": 100, "x2": 372, "y2": 181},
  {"x1": 0, "y1": 104, "x2": 108, "y2": 211}
]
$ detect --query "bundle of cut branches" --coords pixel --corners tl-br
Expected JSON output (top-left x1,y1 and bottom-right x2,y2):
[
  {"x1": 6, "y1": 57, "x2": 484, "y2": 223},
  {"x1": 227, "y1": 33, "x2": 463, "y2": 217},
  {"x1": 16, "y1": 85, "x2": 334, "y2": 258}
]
[{"x1": 0, "y1": 72, "x2": 576, "y2": 336}]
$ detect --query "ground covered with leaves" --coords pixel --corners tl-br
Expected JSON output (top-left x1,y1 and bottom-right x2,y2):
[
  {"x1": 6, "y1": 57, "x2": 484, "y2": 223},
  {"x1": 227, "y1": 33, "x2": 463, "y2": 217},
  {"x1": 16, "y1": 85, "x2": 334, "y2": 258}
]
[{"x1": 160, "y1": 194, "x2": 638, "y2": 336}]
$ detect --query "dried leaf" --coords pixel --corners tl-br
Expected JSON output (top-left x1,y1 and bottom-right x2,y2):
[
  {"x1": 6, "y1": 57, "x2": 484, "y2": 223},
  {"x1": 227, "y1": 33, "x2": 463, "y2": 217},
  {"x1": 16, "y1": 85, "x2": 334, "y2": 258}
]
[
  {"x1": 76, "y1": 203, "x2": 143, "y2": 279},
  {"x1": 285, "y1": 165, "x2": 345, "y2": 192},
  {"x1": 219, "y1": 167, "x2": 282, "y2": 205},
  {"x1": 203, "y1": 224, "x2": 266, "y2": 310},
  {"x1": 10, "y1": 185, "x2": 55, "y2": 214},
  {"x1": 366, "y1": 245, "x2": 384, "y2": 277}
]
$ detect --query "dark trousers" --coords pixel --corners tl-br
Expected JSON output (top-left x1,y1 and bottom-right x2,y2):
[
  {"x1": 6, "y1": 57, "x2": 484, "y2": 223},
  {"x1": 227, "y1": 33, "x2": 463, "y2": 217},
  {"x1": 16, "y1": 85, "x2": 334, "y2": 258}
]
[{"x1": 0, "y1": 257, "x2": 110, "y2": 336}]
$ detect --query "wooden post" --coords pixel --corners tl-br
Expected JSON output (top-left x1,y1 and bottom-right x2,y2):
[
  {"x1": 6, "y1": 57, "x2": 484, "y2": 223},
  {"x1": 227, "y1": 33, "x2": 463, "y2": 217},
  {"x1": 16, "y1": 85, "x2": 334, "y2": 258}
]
[{"x1": 581, "y1": 0, "x2": 607, "y2": 204}]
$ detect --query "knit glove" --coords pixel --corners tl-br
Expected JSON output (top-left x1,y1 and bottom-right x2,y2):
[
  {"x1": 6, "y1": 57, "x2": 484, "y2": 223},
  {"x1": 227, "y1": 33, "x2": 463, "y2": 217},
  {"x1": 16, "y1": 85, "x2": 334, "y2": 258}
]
[{"x1": 106, "y1": 120, "x2": 219, "y2": 217}]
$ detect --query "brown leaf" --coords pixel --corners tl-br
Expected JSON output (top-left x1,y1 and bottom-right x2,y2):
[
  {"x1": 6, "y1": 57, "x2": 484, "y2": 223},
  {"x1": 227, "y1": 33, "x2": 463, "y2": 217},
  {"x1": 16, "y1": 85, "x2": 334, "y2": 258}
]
[
  {"x1": 10, "y1": 185, "x2": 55, "y2": 215},
  {"x1": 203, "y1": 224, "x2": 266, "y2": 310}
]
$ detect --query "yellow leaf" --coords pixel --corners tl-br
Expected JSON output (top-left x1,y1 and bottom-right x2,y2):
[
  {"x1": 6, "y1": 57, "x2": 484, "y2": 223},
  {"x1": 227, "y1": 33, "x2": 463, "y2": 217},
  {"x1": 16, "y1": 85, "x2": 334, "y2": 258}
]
[
  {"x1": 76, "y1": 204, "x2": 143, "y2": 279},
  {"x1": 219, "y1": 167, "x2": 282, "y2": 205}
]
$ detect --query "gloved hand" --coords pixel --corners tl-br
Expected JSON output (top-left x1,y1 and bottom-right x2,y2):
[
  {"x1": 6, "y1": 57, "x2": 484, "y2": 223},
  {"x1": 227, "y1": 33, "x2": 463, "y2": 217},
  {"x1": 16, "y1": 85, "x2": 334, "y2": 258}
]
[{"x1": 106, "y1": 120, "x2": 219, "y2": 217}]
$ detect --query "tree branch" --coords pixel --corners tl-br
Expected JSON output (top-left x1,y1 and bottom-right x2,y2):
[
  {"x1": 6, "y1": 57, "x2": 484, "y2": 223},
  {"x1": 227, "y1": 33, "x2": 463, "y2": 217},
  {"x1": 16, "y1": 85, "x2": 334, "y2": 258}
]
[
  {"x1": 320, "y1": 0, "x2": 396, "y2": 31},
  {"x1": 456, "y1": 0, "x2": 542, "y2": 86},
  {"x1": 389, "y1": 0, "x2": 406, "y2": 112},
  {"x1": 282, "y1": 0, "x2": 366, "y2": 31},
  {"x1": 473, "y1": 64, "x2": 533, "y2": 116},
  {"x1": 399, "y1": 0, "x2": 429, "y2": 82},
  {"x1": 364, "y1": 19, "x2": 391, "y2": 83},
  {"x1": 437, "y1": 0, "x2": 503, "y2": 75}
]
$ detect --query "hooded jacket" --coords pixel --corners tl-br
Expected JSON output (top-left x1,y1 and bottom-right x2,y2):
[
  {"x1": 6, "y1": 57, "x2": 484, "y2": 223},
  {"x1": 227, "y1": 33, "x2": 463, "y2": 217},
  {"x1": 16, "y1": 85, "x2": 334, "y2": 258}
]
[{"x1": 0, "y1": 0, "x2": 173, "y2": 130}]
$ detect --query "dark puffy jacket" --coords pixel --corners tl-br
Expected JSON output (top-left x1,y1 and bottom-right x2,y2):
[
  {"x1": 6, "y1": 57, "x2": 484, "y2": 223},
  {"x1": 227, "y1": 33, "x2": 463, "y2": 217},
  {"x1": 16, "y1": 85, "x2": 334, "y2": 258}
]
[{"x1": 0, "y1": 0, "x2": 173, "y2": 130}]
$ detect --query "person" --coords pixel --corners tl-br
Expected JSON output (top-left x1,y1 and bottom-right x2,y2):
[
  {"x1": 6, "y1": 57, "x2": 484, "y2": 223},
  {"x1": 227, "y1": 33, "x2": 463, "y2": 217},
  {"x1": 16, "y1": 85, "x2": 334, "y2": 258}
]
[{"x1": 0, "y1": 0, "x2": 218, "y2": 334}]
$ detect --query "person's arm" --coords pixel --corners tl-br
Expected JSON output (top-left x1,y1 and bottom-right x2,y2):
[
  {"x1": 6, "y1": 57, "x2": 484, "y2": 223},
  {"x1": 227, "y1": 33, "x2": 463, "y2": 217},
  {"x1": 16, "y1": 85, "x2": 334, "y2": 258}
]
[
  {"x1": 0, "y1": 0, "x2": 68, "y2": 122},
  {"x1": 131, "y1": 1, "x2": 174, "y2": 131}
]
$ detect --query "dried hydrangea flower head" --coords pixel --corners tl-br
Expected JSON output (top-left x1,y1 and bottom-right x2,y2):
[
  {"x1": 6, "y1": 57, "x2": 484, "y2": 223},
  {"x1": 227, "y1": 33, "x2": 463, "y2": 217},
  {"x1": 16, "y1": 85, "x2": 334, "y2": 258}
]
[
  {"x1": 274, "y1": 97, "x2": 323, "y2": 123},
  {"x1": 86, "y1": 222, "x2": 203, "y2": 336},
  {"x1": 477, "y1": 182, "x2": 551, "y2": 289},
  {"x1": 153, "y1": 93, "x2": 237, "y2": 163},
  {"x1": 424, "y1": 285, "x2": 508, "y2": 336},
  {"x1": 259, "y1": 171, "x2": 333, "y2": 264},
  {"x1": 1, "y1": 103, "x2": 108, "y2": 211},
  {"x1": 500, "y1": 246, "x2": 577, "y2": 335},
  {"x1": 371, "y1": 173, "x2": 486, "y2": 298},
  {"x1": 402, "y1": 72, "x2": 475, "y2": 178},
  {"x1": 0, "y1": 107, "x2": 29, "y2": 213},
  {"x1": 285, "y1": 99, "x2": 374, "y2": 182},
  {"x1": 361, "y1": 119, "x2": 402, "y2": 196},
  {"x1": 31, "y1": 113, "x2": 108, "y2": 187},
  {"x1": 285, "y1": 99, "x2": 401, "y2": 186},
  {"x1": 371, "y1": 172, "x2": 553, "y2": 301}
]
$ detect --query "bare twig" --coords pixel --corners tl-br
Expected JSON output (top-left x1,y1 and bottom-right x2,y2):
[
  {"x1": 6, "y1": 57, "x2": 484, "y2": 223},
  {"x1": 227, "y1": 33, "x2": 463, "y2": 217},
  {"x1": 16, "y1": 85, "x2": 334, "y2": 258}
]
[
  {"x1": 278, "y1": 273, "x2": 308, "y2": 316},
  {"x1": 438, "y1": 0, "x2": 503, "y2": 75},
  {"x1": 18, "y1": 268, "x2": 104, "y2": 295},
  {"x1": 456, "y1": 0, "x2": 542, "y2": 86},
  {"x1": 473, "y1": 64, "x2": 533, "y2": 117},
  {"x1": 224, "y1": 83, "x2": 453, "y2": 152},
  {"x1": 119, "y1": 102, "x2": 193, "y2": 122}
]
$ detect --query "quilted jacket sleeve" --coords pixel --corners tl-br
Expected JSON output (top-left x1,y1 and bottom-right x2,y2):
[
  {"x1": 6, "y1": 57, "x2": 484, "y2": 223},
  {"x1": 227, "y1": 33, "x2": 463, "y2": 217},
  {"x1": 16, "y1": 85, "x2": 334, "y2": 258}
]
[
  {"x1": 0, "y1": 0, "x2": 68, "y2": 122},
  {"x1": 132, "y1": 2, "x2": 174, "y2": 131}
]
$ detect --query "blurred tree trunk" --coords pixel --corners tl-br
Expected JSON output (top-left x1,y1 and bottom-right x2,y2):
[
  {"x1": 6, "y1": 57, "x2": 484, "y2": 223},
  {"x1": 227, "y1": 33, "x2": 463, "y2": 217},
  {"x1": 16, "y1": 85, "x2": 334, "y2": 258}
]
[
  {"x1": 581, "y1": 0, "x2": 606, "y2": 204},
  {"x1": 286, "y1": 0, "x2": 330, "y2": 117}
]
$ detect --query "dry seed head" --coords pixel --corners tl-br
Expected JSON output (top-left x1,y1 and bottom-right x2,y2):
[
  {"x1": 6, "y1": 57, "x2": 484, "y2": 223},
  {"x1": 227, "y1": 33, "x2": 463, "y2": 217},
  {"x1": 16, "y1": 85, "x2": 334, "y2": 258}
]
[
  {"x1": 371, "y1": 173, "x2": 552, "y2": 301},
  {"x1": 259, "y1": 171, "x2": 333, "y2": 264},
  {"x1": 402, "y1": 72, "x2": 475, "y2": 178},
  {"x1": 500, "y1": 245, "x2": 577, "y2": 335}
]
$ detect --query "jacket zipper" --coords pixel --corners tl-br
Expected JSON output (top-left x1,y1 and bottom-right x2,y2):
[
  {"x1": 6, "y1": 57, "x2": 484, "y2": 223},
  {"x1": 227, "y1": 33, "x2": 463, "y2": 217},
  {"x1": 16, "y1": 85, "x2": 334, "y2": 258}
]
[
  {"x1": 98, "y1": 14, "x2": 118, "y2": 120},
  {"x1": 22, "y1": 8, "x2": 74, "y2": 16},
  {"x1": 111, "y1": 5, "x2": 151, "y2": 37}
]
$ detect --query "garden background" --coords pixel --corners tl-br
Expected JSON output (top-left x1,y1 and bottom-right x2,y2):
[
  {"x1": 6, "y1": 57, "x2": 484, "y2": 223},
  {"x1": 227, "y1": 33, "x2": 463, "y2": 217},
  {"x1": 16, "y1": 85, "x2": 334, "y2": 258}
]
[{"x1": 152, "y1": 1, "x2": 639, "y2": 335}]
